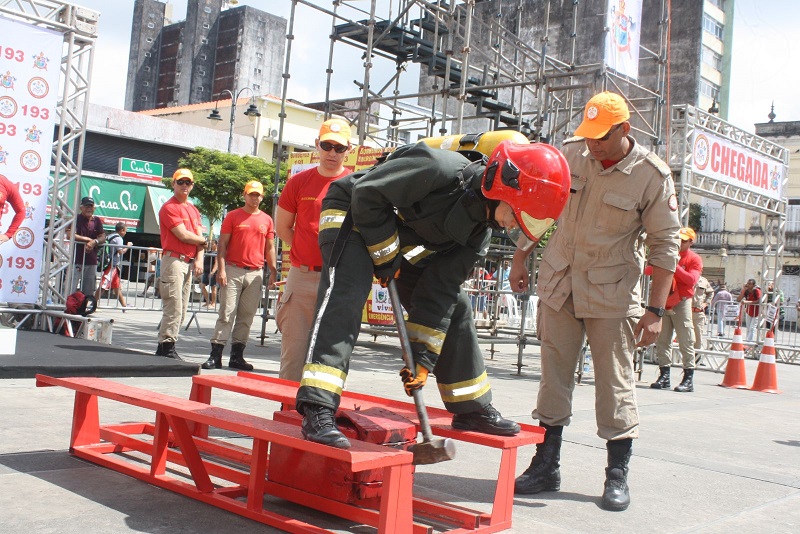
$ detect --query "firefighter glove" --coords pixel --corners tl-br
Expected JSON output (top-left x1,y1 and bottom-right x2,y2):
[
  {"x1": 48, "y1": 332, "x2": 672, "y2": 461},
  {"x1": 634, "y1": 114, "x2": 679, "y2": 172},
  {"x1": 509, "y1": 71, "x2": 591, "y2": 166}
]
[
  {"x1": 375, "y1": 256, "x2": 401, "y2": 287},
  {"x1": 399, "y1": 364, "x2": 429, "y2": 396}
]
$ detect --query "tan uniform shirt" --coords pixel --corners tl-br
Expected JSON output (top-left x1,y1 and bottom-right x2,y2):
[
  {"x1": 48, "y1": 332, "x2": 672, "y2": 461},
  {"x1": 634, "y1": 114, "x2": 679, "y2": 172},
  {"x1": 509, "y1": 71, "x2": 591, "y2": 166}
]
[
  {"x1": 536, "y1": 137, "x2": 680, "y2": 318},
  {"x1": 692, "y1": 276, "x2": 714, "y2": 311}
]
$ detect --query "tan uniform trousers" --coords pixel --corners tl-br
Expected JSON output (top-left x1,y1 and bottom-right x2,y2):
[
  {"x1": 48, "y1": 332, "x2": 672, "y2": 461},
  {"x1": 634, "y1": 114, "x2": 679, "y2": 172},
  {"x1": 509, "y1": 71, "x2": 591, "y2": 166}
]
[
  {"x1": 158, "y1": 255, "x2": 193, "y2": 343},
  {"x1": 276, "y1": 266, "x2": 322, "y2": 381},
  {"x1": 692, "y1": 310, "x2": 706, "y2": 350},
  {"x1": 654, "y1": 298, "x2": 696, "y2": 369},
  {"x1": 534, "y1": 294, "x2": 640, "y2": 441},
  {"x1": 211, "y1": 264, "x2": 263, "y2": 346}
]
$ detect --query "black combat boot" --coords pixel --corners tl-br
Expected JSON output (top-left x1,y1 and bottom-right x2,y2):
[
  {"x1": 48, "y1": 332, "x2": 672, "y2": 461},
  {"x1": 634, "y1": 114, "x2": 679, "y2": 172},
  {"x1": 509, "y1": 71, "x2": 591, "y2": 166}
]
[
  {"x1": 202, "y1": 343, "x2": 224, "y2": 370},
  {"x1": 160, "y1": 341, "x2": 183, "y2": 361},
  {"x1": 601, "y1": 438, "x2": 632, "y2": 511},
  {"x1": 451, "y1": 404, "x2": 521, "y2": 436},
  {"x1": 674, "y1": 369, "x2": 694, "y2": 392},
  {"x1": 155, "y1": 342, "x2": 164, "y2": 356},
  {"x1": 515, "y1": 423, "x2": 562, "y2": 494},
  {"x1": 301, "y1": 404, "x2": 351, "y2": 449},
  {"x1": 650, "y1": 366, "x2": 671, "y2": 389},
  {"x1": 228, "y1": 342, "x2": 254, "y2": 370}
]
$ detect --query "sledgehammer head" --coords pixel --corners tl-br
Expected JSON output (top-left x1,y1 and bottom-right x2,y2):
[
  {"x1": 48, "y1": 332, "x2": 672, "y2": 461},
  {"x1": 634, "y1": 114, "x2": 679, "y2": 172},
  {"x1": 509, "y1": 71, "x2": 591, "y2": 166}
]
[{"x1": 410, "y1": 437, "x2": 457, "y2": 465}]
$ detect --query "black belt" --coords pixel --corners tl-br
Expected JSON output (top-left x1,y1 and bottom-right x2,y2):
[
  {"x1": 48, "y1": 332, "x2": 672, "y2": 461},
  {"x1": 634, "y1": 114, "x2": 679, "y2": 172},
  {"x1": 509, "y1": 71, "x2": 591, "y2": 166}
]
[
  {"x1": 163, "y1": 251, "x2": 194, "y2": 263},
  {"x1": 228, "y1": 262, "x2": 261, "y2": 271}
]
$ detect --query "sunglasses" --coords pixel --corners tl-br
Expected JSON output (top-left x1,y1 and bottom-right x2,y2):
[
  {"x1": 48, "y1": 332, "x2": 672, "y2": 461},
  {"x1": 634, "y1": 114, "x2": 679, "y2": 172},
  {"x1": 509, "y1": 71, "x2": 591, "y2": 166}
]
[
  {"x1": 175, "y1": 179, "x2": 193, "y2": 186},
  {"x1": 595, "y1": 124, "x2": 622, "y2": 142},
  {"x1": 319, "y1": 141, "x2": 348, "y2": 153}
]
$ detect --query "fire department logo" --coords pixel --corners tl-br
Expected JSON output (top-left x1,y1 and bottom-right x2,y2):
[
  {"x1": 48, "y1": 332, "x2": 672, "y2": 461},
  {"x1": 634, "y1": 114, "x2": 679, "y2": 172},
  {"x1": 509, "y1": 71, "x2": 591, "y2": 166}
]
[
  {"x1": 329, "y1": 122, "x2": 342, "y2": 132},
  {"x1": 0, "y1": 146, "x2": 8, "y2": 165},
  {"x1": 27, "y1": 77, "x2": 49, "y2": 99},
  {"x1": 0, "y1": 96, "x2": 17, "y2": 118},
  {"x1": 259, "y1": 223, "x2": 268, "y2": 233},
  {"x1": 586, "y1": 105, "x2": 599, "y2": 120},
  {"x1": 20, "y1": 150, "x2": 41, "y2": 172},
  {"x1": 24, "y1": 124, "x2": 42, "y2": 143},
  {"x1": 667, "y1": 194, "x2": 678, "y2": 211},
  {"x1": 374, "y1": 287, "x2": 388, "y2": 303},
  {"x1": 32, "y1": 52, "x2": 49, "y2": 70},
  {"x1": 13, "y1": 227, "x2": 34, "y2": 249},
  {"x1": 0, "y1": 71, "x2": 16, "y2": 91},
  {"x1": 693, "y1": 134, "x2": 710, "y2": 171},
  {"x1": 10, "y1": 275, "x2": 28, "y2": 295},
  {"x1": 770, "y1": 166, "x2": 782, "y2": 191}
]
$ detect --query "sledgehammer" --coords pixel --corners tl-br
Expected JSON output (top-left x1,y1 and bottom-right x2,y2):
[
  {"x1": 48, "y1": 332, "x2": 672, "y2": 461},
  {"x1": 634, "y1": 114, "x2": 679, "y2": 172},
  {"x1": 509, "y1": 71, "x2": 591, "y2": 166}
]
[{"x1": 387, "y1": 280, "x2": 456, "y2": 465}]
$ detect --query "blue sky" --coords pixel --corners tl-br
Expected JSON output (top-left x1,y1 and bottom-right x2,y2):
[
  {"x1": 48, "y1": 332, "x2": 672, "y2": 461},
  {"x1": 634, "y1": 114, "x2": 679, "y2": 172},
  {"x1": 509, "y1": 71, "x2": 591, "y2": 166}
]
[{"x1": 74, "y1": 0, "x2": 799, "y2": 132}]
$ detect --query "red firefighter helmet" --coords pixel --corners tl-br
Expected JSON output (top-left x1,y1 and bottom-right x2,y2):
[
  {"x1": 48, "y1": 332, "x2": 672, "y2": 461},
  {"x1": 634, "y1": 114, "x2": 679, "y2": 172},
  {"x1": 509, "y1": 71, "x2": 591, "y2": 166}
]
[{"x1": 482, "y1": 140, "x2": 571, "y2": 246}]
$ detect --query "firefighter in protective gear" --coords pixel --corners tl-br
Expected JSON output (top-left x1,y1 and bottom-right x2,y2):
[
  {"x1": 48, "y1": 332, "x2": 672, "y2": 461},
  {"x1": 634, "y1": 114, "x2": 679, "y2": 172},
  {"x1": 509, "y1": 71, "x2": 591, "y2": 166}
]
[{"x1": 295, "y1": 139, "x2": 571, "y2": 449}]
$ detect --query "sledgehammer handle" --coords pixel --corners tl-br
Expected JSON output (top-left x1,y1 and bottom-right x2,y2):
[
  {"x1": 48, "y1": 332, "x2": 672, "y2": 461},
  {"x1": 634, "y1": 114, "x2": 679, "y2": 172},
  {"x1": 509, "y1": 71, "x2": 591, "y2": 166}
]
[{"x1": 388, "y1": 281, "x2": 436, "y2": 443}]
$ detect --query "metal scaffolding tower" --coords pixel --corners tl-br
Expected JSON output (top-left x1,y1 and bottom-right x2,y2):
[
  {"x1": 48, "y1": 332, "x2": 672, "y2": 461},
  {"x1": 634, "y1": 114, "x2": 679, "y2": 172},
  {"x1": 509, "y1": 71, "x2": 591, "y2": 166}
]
[{"x1": 0, "y1": 0, "x2": 98, "y2": 305}]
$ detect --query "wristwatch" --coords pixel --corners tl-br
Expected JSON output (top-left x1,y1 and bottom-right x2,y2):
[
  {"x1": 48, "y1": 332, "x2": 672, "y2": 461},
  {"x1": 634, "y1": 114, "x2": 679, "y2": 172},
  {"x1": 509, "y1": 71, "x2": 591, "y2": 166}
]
[{"x1": 645, "y1": 305, "x2": 665, "y2": 317}]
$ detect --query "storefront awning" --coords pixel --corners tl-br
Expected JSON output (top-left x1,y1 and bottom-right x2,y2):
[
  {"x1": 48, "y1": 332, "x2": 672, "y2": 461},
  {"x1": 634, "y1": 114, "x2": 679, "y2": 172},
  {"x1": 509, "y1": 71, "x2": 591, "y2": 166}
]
[{"x1": 143, "y1": 186, "x2": 221, "y2": 237}]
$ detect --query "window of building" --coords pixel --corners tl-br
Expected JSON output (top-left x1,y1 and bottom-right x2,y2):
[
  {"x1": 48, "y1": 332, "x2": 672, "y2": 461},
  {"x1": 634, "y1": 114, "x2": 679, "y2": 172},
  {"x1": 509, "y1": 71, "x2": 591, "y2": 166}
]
[
  {"x1": 146, "y1": 37, "x2": 153, "y2": 43},
  {"x1": 200, "y1": 54, "x2": 207, "y2": 60},
  {"x1": 197, "y1": 86, "x2": 204, "y2": 92},
  {"x1": 703, "y1": 14, "x2": 724, "y2": 40},
  {"x1": 702, "y1": 46, "x2": 723, "y2": 71},
  {"x1": 143, "y1": 81, "x2": 149, "y2": 87},
  {"x1": 144, "y1": 66, "x2": 151, "y2": 72},
  {"x1": 204, "y1": 6, "x2": 211, "y2": 13},
  {"x1": 201, "y1": 38, "x2": 209, "y2": 45},
  {"x1": 253, "y1": 84, "x2": 261, "y2": 91},
  {"x1": 198, "y1": 69, "x2": 206, "y2": 76},
  {"x1": 700, "y1": 78, "x2": 721, "y2": 100},
  {"x1": 144, "y1": 52, "x2": 152, "y2": 58},
  {"x1": 788, "y1": 202, "x2": 800, "y2": 233},
  {"x1": 254, "y1": 68, "x2": 262, "y2": 75},
  {"x1": 141, "y1": 95, "x2": 147, "y2": 101},
  {"x1": 256, "y1": 52, "x2": 263, "y2": 59},
  {"x1": 257, "y1": 37, "x2": 264, "y2": 43},
  {"x1": 707, "y1": 0, "x2": 725, "y2": 9},
  {"x1": 202, "y1": 23, "x2": 210, "y2": 29},
  {"x1": 147, "y1": 22, "x2": 155, "y2": 29}
]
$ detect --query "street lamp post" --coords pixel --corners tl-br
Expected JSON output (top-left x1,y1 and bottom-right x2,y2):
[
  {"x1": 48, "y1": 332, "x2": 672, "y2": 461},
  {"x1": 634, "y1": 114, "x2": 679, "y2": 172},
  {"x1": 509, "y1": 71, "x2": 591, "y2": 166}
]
[{"x1": 207, "y1": 87, "x2": 261, "y2": 153}]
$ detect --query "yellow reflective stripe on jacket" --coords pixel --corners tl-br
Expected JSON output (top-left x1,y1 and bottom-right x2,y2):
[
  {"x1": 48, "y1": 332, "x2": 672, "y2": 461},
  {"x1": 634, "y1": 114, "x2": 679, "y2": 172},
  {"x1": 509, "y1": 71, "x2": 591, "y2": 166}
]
[
  {"x1": 437, "y1": 371, "x2": 491, "y2": 403},
  {"x1": 367, "y1": 232, "x2": 399, "y2": 264},
  {"x1": 406, "y1": 322, "x2": 445, "y2": 355},
  {"x1": 300, "y1": 363, "x2": 347, "y2": 395},
  {"x1": 401, "y1": 245, "x2": 435, "y2": 265},
  {"x1": 319, "y1": 209, "x2": 347, "y2": 232}
]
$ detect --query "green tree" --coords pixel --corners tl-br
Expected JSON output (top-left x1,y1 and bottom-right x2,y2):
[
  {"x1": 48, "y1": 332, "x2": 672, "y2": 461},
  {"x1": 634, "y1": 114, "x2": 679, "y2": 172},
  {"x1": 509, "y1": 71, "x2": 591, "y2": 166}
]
[
  {"x1": 688, "y1": 202, "x2": 704, "y2": 232},
  {"x1": 169, "y1": 147, "x2": 287, "y2": 237}
]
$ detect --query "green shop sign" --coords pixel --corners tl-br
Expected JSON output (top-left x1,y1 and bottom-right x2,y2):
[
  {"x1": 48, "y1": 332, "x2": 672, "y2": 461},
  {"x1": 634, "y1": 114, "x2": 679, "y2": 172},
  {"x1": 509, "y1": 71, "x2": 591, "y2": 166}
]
[{"x1": 118, "y1": 157, "x2": 164, "y2": 183}]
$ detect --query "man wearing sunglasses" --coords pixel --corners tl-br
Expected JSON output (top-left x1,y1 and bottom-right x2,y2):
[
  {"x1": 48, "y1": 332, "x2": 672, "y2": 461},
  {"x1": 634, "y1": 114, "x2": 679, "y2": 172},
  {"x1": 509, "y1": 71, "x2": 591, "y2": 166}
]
[
  {"x1": 294, "y1": 138, "x2": 571, "y2": 449},
  {"x1": 510, "y1": 91, "x2": 680, "y2": 511},
  {"x1": 155, "y1": 168, "x2": 206, "y2": 360},
  {"x1": 275, "y1": 119, "x2": 353, "y2": 382}
]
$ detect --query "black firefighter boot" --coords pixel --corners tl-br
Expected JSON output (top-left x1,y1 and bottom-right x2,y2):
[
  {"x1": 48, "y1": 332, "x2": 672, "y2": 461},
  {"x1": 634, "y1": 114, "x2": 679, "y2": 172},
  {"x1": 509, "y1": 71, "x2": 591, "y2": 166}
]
[
  {"x1": 650, "y1": 366, "x2": 671, "y2": 389},
  {"x1": 160, "y1": 341, "x2": 184, "y2": 361},
  {"x1": 202, "y1": 343, "x2": 224, "y2": 370},
  {"x1": 301, "y1": 403, "x2": 351, "y2": 449},
  {"x1": 228, "y1": 342, "x2": 253, "y2": 371},
  {"x1": 155, "y1": 342, "x2": 164, "y2": 356},
  {"x1": 602, "y1": 438, "x2": 632, "y2": 511},
  {"x1": 514, "y1": 423, "x2": 562, "y2": 494},
  {"x1": 674, "y1": 369, "x2": 695, "y2": 392}
]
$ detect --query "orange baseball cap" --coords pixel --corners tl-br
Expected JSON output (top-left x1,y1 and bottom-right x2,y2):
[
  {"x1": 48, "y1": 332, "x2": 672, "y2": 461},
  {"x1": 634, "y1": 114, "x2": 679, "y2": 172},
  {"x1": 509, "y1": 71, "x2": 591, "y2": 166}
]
[
  {"x1": 318, "y1": 118, "x2": 351, "y2": 146},
  {"x1": 678, "y1": 227, "x2": 696, "y2": 241},
  {"x1": 574, "y1": 91, "x2": 631, "y2": 139},
  {"x1": 173, "y1": 168, "x2": 194, "y2": 182},
  {"x1": 244, "y1": 180, "x2": 264, "y2": 195}
]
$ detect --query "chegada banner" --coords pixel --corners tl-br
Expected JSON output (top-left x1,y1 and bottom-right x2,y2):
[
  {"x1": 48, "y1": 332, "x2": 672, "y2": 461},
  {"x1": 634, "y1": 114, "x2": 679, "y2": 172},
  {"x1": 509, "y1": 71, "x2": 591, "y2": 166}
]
[
  {"x1": 282, "y1": 145, "x2": 394, "y2": 325},
  {"x1": 604, "y1": 0, "x2": 643, "y2": 80},
  {"x1": 0, "y1": 16, "x2": 61, "y2": 304},
  {"x1": 691, "y1": 129, "x2": 785, "y2": 201}
]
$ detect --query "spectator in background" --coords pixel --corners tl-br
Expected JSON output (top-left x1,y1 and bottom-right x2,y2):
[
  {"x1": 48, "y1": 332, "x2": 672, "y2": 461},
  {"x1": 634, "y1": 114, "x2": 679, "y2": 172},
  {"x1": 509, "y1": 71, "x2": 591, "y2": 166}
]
[
  {"x1": 95, "y1": 222, "x2": 133, "y2": 310},
  {"x1": 72, "y1": 196, "x2": 106, "y2": 295},
  {"x1": 0, "y1": 174, "x2": 24, "y2": 244},
  {"x1": 710, "y1": 284, "x2": 733, "y2": 336},
  {"x1": 691, "y1": 275, "x2": 715, "y2": 350},
  {"x1": 275, "y1": 118, "x2": 352, "y2": 381},
  {"x1": 155, "y1": 169, "x2": 205, "y2": 360},
  {"x1": 765, "y1": 281, "x2": 784, "y2": 332},
  {"x1": 139, "y1": 248, "x2": 161, "y2": 298},
  {"x1": 738, "y1": 278, "x2": 762, "y2": 342},
  {"x1": 201, "y1": 239, "x2": 218, "y2": 308}
]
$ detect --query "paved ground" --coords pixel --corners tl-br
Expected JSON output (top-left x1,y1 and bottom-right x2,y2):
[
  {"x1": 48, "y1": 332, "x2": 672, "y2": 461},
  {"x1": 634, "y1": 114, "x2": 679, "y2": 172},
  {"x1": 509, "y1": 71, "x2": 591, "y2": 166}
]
[{"x1": 1, "y1": 306, "x2": 799, "y2": 532}]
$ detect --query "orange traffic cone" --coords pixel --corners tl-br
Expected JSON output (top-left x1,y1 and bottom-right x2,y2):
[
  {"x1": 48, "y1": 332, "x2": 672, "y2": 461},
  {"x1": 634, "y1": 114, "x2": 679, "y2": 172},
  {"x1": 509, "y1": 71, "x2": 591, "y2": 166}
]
[
  {"x1": 719, "y1": 327, "x2": 748, "y2": 389},
  {"x1": 749, "y1": 330, "x2": 781, "y2": 394}
]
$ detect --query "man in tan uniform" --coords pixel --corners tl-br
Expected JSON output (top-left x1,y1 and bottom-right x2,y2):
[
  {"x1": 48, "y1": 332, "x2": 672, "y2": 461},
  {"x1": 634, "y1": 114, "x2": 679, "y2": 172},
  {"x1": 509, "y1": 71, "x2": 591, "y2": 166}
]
[{"x1": 510, "y1": 92, "x2": 680, "y2": 511}]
